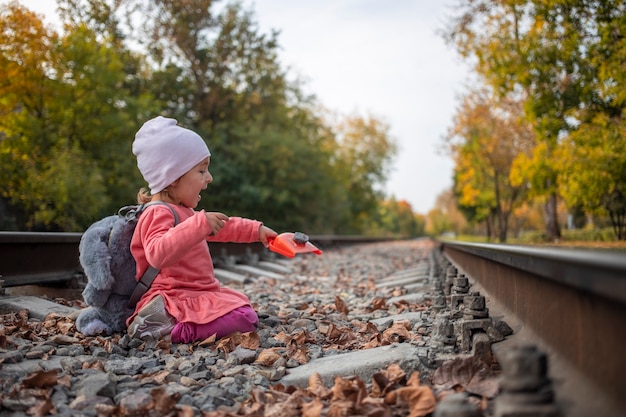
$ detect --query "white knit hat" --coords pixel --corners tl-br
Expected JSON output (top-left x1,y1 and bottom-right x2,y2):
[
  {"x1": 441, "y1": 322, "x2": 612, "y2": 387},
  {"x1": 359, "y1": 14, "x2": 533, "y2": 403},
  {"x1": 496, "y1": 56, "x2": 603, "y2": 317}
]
[{"x1": 133, "y1": 116, "x2": 211, "y2": 194}]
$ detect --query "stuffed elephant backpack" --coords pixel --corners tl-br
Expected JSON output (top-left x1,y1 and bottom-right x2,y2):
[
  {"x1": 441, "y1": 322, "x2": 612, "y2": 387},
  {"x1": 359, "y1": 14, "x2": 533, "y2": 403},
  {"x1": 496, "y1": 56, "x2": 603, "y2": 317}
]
[{"x1": 75, "y1": 201, "x2": 178, "y2": 336}]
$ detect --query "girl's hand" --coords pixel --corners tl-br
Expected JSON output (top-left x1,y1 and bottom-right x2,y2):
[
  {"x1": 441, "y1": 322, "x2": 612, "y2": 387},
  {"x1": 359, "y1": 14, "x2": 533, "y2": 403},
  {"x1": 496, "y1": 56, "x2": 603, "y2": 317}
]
[
  {"x1": 258, "y1": 225, "x2": 278, "y2": 247},
  {"x1": 206, "y1": 212, "x2": 229, "y2": 235}
]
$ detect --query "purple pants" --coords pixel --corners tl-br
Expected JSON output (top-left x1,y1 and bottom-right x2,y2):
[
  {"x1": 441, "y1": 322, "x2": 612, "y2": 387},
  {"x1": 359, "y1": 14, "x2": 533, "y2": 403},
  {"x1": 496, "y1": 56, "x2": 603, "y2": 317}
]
[{"x1": 170, "y1": 306, "x2": 258, "y2": 343}]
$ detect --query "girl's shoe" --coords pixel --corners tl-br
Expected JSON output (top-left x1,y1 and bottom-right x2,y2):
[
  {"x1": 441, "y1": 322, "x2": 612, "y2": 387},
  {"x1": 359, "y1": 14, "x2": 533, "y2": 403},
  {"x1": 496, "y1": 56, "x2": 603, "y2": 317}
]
[{"x1": 127, "y1": 295, "x2": 176, "y2": 340}]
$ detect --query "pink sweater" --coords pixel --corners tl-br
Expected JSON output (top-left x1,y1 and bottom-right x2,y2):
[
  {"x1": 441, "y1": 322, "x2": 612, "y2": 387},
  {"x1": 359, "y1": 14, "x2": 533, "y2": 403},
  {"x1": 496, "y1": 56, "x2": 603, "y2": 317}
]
[{"x1": 126, "y1": 203, "x2": 262, "y2": 326}]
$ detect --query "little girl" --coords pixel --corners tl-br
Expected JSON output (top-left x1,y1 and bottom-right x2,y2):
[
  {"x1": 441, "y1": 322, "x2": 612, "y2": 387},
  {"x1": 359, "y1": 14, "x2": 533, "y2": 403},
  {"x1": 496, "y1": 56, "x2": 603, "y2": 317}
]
[{"x1": 126, "y1": 116, "x2": 277, "y2": 343}]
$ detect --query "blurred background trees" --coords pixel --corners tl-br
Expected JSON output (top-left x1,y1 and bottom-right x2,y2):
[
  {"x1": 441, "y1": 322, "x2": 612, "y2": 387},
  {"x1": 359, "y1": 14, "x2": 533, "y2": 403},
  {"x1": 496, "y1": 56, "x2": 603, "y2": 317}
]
[
  {"x1": 442, "y1": 0, "x2": 626, "y2": 241},
  {"x1": 0, "y1": 0, "x2": 414, "y2": 236},
  {"x1": 2, "y1": 0, "x2": 625, "y2": 242}
]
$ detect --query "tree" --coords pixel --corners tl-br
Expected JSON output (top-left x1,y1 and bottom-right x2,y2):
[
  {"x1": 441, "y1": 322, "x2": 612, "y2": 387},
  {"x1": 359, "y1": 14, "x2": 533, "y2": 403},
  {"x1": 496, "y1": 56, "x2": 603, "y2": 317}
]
[
  {"x1": 1, "y1": 0, "x2": 410, "y2": 235},
  {"x1": 552, "y1": 2, "x2": 626, "y2": 240},
  {"x1": 0, "y1": 3, "x2": 110, "y2": 230},
  {"x1": 443, "y1": 0, "x2": 600, "y2": 241},
  {"x1": 446, "y1": 88, "x2": 533, "y2": 242},
  {"x1": 332, "y1": 114, "x2": 398, "y2": 234},
  {"x1": 0, "y1": 2, "x2": 154, "y2": 230},
  {"x1": 369, "y1": 198, "x2": 425, "y2": 237},
  {"x1": 426, "y1": 189, "x2": 468, "y2": 237},
  {"x1": 556, "y1": 113, "x2": 626, "y2": 239}
]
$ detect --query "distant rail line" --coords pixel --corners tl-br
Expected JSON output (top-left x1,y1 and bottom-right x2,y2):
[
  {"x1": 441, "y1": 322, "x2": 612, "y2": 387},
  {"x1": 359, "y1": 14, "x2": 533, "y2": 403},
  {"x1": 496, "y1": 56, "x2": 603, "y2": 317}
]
[{"x1": 0, "y1": 231, "x2": 393, "y2": 288}]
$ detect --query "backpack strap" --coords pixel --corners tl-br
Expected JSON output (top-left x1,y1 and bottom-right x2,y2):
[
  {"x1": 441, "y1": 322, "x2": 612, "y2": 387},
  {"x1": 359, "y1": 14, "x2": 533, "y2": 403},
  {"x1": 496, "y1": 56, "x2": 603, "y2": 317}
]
[{"x1": 127, "y1": 201, "x2": 179, "y2": 308}]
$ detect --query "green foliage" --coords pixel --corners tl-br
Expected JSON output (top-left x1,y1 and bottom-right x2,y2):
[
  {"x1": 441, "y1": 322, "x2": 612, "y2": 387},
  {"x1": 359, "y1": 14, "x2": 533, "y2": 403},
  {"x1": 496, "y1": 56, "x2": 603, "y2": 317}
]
[
  {"x1": 446, "y1": 88, "x2": 532, "y2": 242},
  {"x1": 443, "y1": 0, "x2": 626, "y2": 240},
  {"x1": 367, "y1": 198, "x2": 425, "y2": 237},
  {"x1": 0, "y1": 0, "x2": 405, "y2": 235}
]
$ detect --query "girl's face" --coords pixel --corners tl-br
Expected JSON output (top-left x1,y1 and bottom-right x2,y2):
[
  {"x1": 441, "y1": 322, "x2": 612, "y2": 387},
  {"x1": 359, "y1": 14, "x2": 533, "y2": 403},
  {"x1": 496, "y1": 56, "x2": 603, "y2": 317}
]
[{"x1": 171, "y1": 157, "x2": 213, "y2": 208}]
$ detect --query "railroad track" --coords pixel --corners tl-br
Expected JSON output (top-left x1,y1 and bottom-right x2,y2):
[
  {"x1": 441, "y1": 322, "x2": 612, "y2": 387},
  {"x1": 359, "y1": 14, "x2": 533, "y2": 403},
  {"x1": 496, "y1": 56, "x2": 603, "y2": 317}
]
[
  {"x1": 439, "y1": 240, "x2": 626, "y2": 417},
  {"x1": 0, "y1": 237, "x2": 624, "y2": 416},
  {"x1": 0, "y1": 231, "x2": 392, "y2": 288}
]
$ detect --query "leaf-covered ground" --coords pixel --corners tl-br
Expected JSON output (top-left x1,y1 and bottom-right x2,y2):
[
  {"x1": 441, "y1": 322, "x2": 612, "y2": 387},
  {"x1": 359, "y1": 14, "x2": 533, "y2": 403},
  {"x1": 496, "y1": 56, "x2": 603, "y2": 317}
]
[{"x1": 0, "y1": 240, "x2": 500, "y2": 416}]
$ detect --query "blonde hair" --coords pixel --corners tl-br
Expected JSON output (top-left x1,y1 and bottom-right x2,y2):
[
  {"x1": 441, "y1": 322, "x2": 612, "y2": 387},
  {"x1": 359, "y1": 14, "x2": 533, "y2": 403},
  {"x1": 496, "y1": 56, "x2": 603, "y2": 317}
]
[
  {"x1": 137, "y1": 186, "x2": 175, "y2": 204},
  {"x1": 137, "y1": 187, "x2": 153, "y2": 204}
]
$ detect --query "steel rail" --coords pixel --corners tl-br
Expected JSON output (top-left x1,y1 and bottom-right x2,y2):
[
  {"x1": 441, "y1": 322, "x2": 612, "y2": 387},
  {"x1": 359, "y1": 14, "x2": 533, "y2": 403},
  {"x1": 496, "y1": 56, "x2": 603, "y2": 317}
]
[
  {"x1": 439, "y1": 240, "x2": 626, "y2": 414},
  {"x1": 0, "y1": 231, "x2": 396, "y2": 287}
]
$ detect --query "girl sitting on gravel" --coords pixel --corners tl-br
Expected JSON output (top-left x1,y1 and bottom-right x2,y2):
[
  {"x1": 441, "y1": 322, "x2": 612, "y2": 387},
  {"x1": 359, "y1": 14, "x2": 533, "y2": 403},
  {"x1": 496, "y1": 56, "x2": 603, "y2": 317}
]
[{"x1": 126, "y1": 116, "x2": 277, "y2": 343}]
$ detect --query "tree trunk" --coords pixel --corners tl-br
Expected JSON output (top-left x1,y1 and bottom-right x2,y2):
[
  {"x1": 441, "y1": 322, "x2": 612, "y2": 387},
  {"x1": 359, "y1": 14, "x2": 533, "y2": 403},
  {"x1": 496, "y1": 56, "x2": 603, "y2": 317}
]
[
  {"x1": 485, "y1": 214, "x2": 494, "y2": 242},
  {"x1": 544, "y1": 192, "x2": 561, "y2": 241},
  {"x1": 497, "y1": 209, "x2": 509, "y2": 243}
]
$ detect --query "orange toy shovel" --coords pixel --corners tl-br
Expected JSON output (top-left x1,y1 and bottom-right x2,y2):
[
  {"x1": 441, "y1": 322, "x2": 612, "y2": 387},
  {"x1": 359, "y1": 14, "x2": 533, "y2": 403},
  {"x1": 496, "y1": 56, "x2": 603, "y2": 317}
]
[{"x1": 267, "y1": 232, "x2": 323, "y2": 258}]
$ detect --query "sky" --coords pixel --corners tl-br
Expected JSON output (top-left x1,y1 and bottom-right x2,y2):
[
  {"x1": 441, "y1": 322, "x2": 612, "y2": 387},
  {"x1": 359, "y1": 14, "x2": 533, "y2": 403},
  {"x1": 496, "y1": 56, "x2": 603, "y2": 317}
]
[{"x1": 19, "y1": 0, "x2": 471, "y2": 215}]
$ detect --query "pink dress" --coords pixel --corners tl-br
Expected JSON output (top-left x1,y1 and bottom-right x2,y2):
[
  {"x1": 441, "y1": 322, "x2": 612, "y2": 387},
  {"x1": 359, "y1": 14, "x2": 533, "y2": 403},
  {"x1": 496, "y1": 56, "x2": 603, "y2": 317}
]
[{"x1": 126, "y1": 204, "x2": 262, "y2": 326}]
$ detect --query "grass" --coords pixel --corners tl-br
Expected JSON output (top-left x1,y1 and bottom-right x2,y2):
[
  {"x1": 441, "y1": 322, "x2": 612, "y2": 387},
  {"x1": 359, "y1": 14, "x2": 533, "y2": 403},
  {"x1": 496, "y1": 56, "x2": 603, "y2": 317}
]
[{"x1": 451, "y1": 227, "x2": 626, "y2": 251}]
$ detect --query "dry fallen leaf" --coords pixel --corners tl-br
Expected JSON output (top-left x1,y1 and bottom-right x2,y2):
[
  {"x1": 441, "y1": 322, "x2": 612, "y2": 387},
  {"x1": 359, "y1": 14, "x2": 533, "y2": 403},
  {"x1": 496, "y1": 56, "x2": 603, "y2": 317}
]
[
  {"x1": 370, "y1": 297, "x2": 387, "y2": 312},
  {"x1": 216, "y1": 332, "x2": 242, "y2": 354},
  {"x1": 27, "y1": 397, "x2": 55, "y2": 417},
  {"x1": 384, "y1": 372, "x2": 436, "y2": 417},
  {"x1": 431, "y1": 356, "x2": 499, "y2": 398},
  {"x1": 335, "y1": 296, "x2": 349, "y2": 314},
  {"x1": 301, "y1": 397, "x2": 324, "y2": 417},
  {"x1": 383, "y1": 363, "x2": 407, "y2": 385},
  {"x1": 239, "y1": 331, "x2": 260, "y2": 350},
  {"x1": 82, "y1": 359, "x2": 105, "y2": 371},
  {"x1": 152, "y1": 385, "x2": 180, "y2": 414},
  {"x1": 255, "y1": 349, "x2": 283, "y2": 366},
  {"x1": 307, "y1": 373, "x2": 329, "y2": 398},
  {"x1": 21, "y1": 370, "x2": 58, "y2": 389}
]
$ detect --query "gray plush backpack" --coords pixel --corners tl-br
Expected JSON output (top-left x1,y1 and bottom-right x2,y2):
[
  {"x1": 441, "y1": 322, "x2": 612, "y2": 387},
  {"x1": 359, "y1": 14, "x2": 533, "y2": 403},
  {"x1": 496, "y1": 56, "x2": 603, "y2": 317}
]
[{"x1": 75, "y1": 202, "x2": 178, "y2": 336}]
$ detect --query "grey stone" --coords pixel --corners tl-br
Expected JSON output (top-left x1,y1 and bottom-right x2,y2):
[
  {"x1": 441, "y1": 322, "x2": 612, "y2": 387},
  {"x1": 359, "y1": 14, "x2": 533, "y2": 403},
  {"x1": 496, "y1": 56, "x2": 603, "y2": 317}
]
[
  {"x1": 104, "y1": 357, "x2": 145, "y2": 375},
  {"x1": 74, "y1": 372, "x2": 117, "y2": 398},
  {"x1": 279, "y1": 343, "x2": 422, "y2": 388}
]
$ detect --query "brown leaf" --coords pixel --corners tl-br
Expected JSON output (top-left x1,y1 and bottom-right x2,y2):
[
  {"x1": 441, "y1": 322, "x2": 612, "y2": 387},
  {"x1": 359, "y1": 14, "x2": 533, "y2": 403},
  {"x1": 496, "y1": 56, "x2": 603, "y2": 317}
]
[
  {"x1": 198, "y1": 333, "x2": 217, "y2": 347},
  {"x1": 383, "y1": 363, "x2": 406, "y2": 385},
  {"x1": 154, "y1": 338, "x2": 172, "y2": 351},
  {"x1": 255, "y1": 349, "x2": 282, "y2": 366},
  {"x1": 27, "y1": 398, "x2": 55, "y2": 417},
  {"x1": 273, "y1": 331, "x2": 291, "y2": 344},
  {"x1": 216, "y1": 332, "x2": 242, "y2": 354},
  {"x1": 330, "y1": 376, "x2": 367, "y2": 405},
  {"x1": 94, "y1": 403, "x2": 118, "y2": 417},
  {"x1": 359, "y1": 397, "x2": 392, "y2": 417},
  {"x1": 371, "y1": 364, "x2": 405, "y2": 399},
  {"x1": 177, "y1": 404, "x2": 197, "y2": 417},
  {"x1": 302, "y1": 397, "x2": 324, "y2": 417},
  {"x1": 288, "y1": 345, "x2": 309, "y2": 365},
  {"x1": 17, "y1": 309, "x2": 29, "y2": 324},
  {"x1": 291, "y1": 329, "x2": 309, "y2": 345},
  {"x1": 382, "y1": 321, "x2": 411, "y2": 343},
  {"x1": 57, "y1": 374, "x2": 71, "y2": 388},
  {"x1": 49, "y1": 334, "x2": 80, "y2": 345},
  {"x1": 0, "y1": 330, "x2": 7, "y2": 349},
  {"x1": 21, "y1": 370, "x2": 57, "y2": 389},
  {"x1": 384, "y1": 372, "x2": 436, "y2": 417},
  {"x1": 335, "y1": 296, "x2": 349, "y2": 314},
  {"x1": 328, "y1": 399, "x2": 353, "y2": 417},
  {"x1": 370, "y1": 297, "x2": 387, "y2": 312},
  {"x1": 362, "y1": 333, "x2": 382, "y2": 349},
  {"x1": 371, "y1": 372, "x2": 390, "y2": 398},
  {"x1": 152, "y1": 386, "x2": 180, "y2": 414},
  {"x1": 82, "y1": 359, "x2": 105, "y2": 371},
  {"x1": 239, "y1": 331, "x2": 260, "y2": 350},
  {"x1": 307, "y1": 372, "x2": 329, "y2": 398},
  {"x1": 150, "y1": 370, "x2": 171, "y2": 384},
  {"x1": 431, "y1": 356, "x2": 499, "y2": 398}
]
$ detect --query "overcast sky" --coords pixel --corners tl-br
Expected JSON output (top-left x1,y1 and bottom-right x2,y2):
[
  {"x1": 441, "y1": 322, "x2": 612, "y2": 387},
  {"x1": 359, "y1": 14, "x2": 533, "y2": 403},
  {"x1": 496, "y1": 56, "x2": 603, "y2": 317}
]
[{"x1": 19, "y1": 0, "x2": 471, "y2": 214}]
